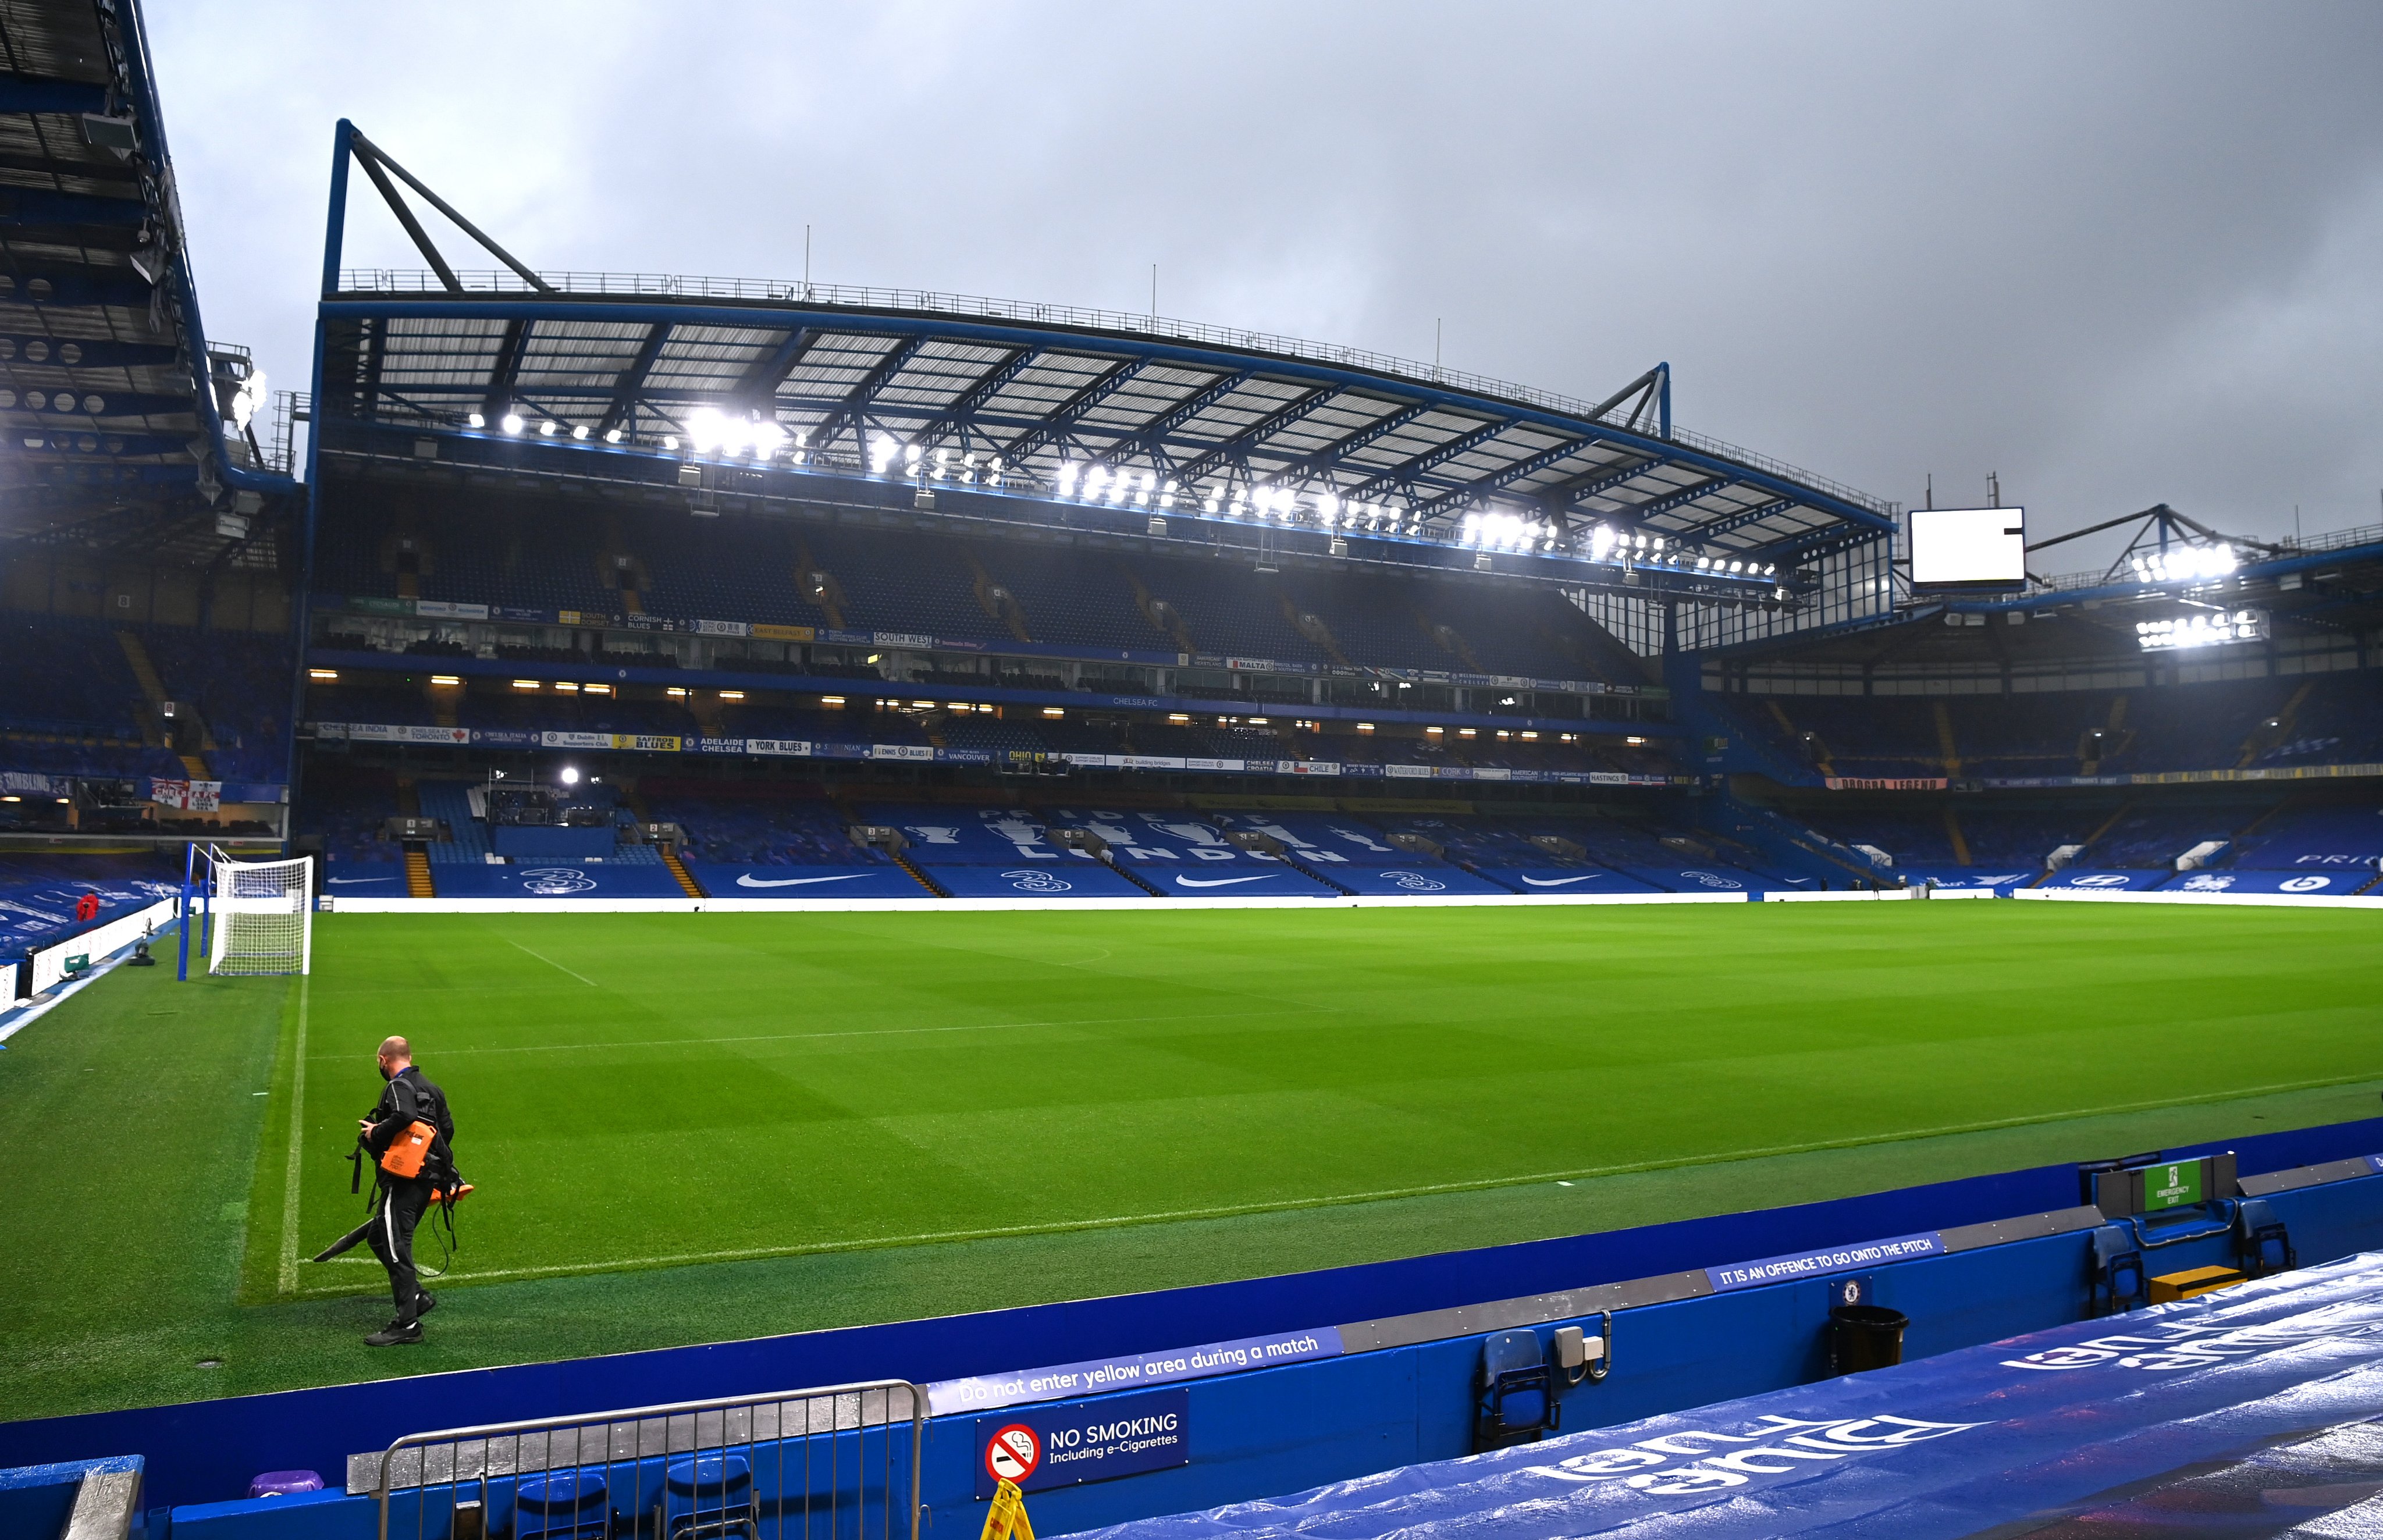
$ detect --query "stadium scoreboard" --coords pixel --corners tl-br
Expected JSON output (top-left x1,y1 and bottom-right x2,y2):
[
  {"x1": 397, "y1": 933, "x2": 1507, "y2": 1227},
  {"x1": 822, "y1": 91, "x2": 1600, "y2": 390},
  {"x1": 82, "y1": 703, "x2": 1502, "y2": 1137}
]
[{"x1": 1909, "y1": 507, "x2": 2028, "y2": 590}]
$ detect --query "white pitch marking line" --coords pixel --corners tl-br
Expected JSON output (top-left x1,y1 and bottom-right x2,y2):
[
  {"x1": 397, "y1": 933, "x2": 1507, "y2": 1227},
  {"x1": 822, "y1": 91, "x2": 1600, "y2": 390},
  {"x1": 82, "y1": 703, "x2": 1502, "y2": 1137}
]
[
  {"x1": 508, "y1": 939, "x2": 597, "y2": 987},
  {"x1": 286, "y1": 1066, "x2": 2383, "y2": 1293},
  {"x1": 277, "y1": 974, "x2": 309, "y2": 1297}
]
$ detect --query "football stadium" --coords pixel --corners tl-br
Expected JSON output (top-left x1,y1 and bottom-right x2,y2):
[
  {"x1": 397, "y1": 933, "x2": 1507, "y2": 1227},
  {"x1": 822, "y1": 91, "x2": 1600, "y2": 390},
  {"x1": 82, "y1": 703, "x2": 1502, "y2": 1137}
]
[{"x1": 4, "y1": 6, "x2": 2383, "y2": 1538}]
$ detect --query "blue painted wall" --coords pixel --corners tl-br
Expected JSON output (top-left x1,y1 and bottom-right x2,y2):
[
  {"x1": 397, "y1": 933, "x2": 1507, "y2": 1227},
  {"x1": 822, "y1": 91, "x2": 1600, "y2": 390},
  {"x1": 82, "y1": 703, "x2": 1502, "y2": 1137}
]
[{"x1": 8, "y1": 1117, "x2": 2375, "y2": 1527}]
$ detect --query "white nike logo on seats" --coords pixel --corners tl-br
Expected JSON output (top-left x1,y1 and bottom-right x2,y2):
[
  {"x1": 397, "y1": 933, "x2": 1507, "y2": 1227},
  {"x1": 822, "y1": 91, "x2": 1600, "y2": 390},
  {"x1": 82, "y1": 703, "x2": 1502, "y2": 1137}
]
[
  {"x1": 734, "y1": 873, "x2": 875, "y2": 887},
  {"x1": 1173, "y1": 874, "x2": 1272, "y2": 888}
]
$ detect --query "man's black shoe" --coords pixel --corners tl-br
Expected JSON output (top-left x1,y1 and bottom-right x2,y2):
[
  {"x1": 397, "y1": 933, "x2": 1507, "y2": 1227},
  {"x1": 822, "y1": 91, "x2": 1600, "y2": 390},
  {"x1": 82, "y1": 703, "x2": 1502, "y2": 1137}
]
[
  {"x1": 364, "y1": 1321, "x2": 422, "y2": 1347},
  {"x1": 415, "y1": 1292, "x2": 436, "y2": 1318}
]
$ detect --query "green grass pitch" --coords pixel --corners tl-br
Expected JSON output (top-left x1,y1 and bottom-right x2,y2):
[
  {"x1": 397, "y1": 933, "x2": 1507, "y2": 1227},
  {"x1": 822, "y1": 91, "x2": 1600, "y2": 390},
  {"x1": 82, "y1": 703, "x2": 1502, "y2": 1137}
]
[{"x1": 2, "y1": 900, "x2": 2378, "y2": 1422}]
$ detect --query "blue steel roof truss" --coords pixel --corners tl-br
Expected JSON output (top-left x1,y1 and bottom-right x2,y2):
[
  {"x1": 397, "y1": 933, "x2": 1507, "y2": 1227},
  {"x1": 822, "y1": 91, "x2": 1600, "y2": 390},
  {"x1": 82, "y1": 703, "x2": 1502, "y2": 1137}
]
[{"x1": 314, "y1": 268, "x2": 1897, "y2": 600}]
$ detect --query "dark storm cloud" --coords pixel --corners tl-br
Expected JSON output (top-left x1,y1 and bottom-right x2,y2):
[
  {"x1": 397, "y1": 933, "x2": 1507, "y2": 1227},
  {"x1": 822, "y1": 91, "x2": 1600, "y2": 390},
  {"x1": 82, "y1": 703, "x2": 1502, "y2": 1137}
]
[{"x1": 153, "y1": 2, "x2": 2383, "y2": 569}]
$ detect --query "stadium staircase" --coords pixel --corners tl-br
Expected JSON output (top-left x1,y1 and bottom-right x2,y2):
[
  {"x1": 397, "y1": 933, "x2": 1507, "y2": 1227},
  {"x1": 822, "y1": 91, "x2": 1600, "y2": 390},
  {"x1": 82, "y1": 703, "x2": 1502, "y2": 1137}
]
[
  {"x1": 113, "y1": 628, "x2": 213, "y2": 776},
  {"x1": 659, "y1": 848, "x2": 703, "y2": 897},
  {"x1": 394, "y1": 777, "x2": 435, "y2": 897},
  {"x1": 1766, "y1": 700, "x2": 1832, "y2": 777},
  {"x1": 794, "y1": 540, "x2": 848, "y2": 629},
  {"x1": 892, "y1": 851, "x2": 947, "y2": 895},
  {"x1": 1943, "y1": 807, "x2": 1973, "y2": 865},
  {"x1": 1282, "y1": 597, "x2": 1352, "y2": 667},
  {"x1": 1124, "y1": 564, "x2": 1197, "y2": 651},
  {"x1": 1932, "y1": 702, "x2": 1962, "y2": 773},
  {"x1": 965, "y1": 549, "x2": 1034, "y2": 643},
  {"x1": 2079, "y1": 695, "x2": 2131, "y2": 776},
  {"x1": 1415, "y1": 610, "x2": 1486, "y2": 671},
  {"x1": 682, "y1": 692, "x2": 727, "y2": 735},
  {"x1": 2237, "y1": 680, "x2": 2317, "y2": 768}
]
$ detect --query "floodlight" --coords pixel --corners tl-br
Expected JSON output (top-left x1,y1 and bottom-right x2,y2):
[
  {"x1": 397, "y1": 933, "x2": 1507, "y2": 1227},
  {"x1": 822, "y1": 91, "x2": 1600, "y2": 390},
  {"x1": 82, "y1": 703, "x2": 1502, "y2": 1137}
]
[
  {"x1": 559, "y1": 766, "x2": 581, "y2": 786},
  {"x1": 1084, "y1": 465, "x2": 1109, "y2": 500},
  {"x1": 501, "y1": 412, "x2": 524, "y2": 435},
  {"x1": 604, "y1": 428, "x2": 621, "y2": 443},
  {"x1": 430, "y1": 675, "x2": 461, "y2": 686},
  {"x1": 1136, "y1": 471, "x2": 1155, "y2": 506},
  {"x1": 572, "y1": 425, "x2": 589, "y2": 440},
  {"x1": 539, "y1": 421, "x2": 556, "y2": 437},
  {"x1": 905, "y1": 443, "x2": 922, "y2": 466},
  {"x1": 1204, "y1": 495, "x2": 1219, "y2": 513},
  {"x1": 663, "y1": 436, "x2": 680, "y2": 450},
  {"x1": 467, "y1": 411, "x2": 486, "y2": 429},
  {"x1": 1729, "y1": 560, "x2": 1744, "y2": 573}
]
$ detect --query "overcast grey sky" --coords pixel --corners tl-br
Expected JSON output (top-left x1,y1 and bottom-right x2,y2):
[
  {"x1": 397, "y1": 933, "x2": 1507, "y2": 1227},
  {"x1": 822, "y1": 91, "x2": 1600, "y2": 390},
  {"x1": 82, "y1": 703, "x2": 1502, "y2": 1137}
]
[{"x1": 151, "y1": 2, "x2": 2383, "y2": 572}]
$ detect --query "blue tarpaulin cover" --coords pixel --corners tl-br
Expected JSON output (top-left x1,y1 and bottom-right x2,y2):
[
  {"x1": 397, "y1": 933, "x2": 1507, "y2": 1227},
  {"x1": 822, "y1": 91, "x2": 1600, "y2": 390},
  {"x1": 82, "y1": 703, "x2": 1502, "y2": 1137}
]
[{"x1": 1087, "y1": 1250, "x2": 2383, "y2": 1540}]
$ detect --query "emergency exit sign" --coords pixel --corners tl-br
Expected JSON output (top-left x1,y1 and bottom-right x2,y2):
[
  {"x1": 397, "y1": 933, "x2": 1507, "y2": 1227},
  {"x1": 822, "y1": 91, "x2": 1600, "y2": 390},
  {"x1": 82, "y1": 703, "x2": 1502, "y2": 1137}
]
[{"x1": 2143, "y1": 1160, "x2": 2203, "y2": 1211}]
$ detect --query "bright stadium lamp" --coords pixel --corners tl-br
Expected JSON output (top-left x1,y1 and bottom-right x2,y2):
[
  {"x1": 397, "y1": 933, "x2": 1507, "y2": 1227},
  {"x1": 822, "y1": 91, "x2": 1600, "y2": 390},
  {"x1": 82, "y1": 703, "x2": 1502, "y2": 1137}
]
[
  {"x1": 1057, "y1": 461, "x2": 1081, "y2": 494},
  {"x1": 539, "y1": 421, "x2": 556, "y2": 437},
  {"x1": 559, "y1": 766, "x2": 581, "y2": 786},
  {"x1": 501, "y1": 412, "x2": 524, "y2": 435},
  {"x1": 572, "y1": 424, "x2": 589, "y2": 440},
  {"x1": 467, "y1": 411, "x2": 485, "y2": 429},
  {"x1": 604, "y1": 428, "x2": 622, "y2": 443},
  {"x1": 663, "y1": 435, "x2": 680, "y2": 450}
]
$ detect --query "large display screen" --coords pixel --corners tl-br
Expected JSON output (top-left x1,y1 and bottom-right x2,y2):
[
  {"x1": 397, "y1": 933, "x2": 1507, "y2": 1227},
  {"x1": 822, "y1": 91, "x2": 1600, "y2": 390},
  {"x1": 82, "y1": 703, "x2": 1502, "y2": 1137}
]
[{"x1": 1909, "y1": 507, "x2": 2028, "y2": 588}]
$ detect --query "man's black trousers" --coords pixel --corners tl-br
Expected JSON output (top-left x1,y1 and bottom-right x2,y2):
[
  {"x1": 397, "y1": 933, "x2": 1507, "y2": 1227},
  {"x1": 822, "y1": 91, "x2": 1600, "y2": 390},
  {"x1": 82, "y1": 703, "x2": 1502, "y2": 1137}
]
[{"x1": 365, "y1": 1176, "x2": 432, "y2": 1325}]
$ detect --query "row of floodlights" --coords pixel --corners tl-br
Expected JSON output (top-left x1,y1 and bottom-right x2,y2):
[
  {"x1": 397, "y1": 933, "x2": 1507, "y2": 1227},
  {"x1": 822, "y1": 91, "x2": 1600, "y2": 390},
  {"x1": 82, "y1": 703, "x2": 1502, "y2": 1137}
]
[
  {"x1": 2136, "y1": 609, "x2": 2266, "y2": 650},
  {"x1": 2129, "y1": 543, "x2": 2240, "y2": 584},
  {"x1": 460, "y1": 411, "x2": 1777, "y2": 577}
]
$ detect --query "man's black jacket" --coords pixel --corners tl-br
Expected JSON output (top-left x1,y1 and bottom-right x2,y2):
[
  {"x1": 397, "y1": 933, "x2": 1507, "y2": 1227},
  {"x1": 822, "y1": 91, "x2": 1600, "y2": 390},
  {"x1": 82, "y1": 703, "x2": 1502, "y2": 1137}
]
[{"x1": 364, "y1": 1065, "x2": 454, "y2": 1165}]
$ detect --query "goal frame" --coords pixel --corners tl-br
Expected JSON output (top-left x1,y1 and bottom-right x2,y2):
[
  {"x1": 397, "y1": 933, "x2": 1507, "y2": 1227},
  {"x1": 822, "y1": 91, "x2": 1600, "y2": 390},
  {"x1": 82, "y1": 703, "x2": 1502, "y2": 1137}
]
[{"x1": 179, "y1": 844, "x2": 314, "y2": 979}]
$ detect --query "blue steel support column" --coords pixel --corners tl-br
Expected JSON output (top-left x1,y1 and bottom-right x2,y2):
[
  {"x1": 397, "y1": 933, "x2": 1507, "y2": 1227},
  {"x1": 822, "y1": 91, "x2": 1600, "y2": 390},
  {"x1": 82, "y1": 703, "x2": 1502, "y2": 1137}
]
[
  {"x1": 1658, "y1": 361, "x2": 1671, "y2": 439},
  {"x1": 280, "y1": 122, "x2": 356, "y2": 810}
]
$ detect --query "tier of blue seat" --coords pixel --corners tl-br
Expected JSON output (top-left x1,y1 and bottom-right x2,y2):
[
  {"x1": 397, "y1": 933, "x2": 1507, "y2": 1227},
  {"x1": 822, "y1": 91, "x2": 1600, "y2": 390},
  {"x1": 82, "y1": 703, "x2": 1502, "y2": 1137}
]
[
  {"x1": 312, "y1": 495, "x2": 1647, "y2": 685},
  {"x1": 1734, "y1": 673, "x2": 2383, "y2": 780}
]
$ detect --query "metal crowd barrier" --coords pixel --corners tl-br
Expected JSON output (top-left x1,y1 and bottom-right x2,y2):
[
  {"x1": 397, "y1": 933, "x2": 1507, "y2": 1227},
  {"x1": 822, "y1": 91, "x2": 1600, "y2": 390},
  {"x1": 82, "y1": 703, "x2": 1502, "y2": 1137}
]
[{"x1": 372, "y1": 1380, "x2": 924, "y2": 1540}]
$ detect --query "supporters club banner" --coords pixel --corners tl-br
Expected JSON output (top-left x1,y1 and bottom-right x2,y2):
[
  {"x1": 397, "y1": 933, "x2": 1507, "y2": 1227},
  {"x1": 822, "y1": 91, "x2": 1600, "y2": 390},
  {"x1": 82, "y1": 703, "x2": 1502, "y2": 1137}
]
[
  {"x1": 147, "y1": 778, "x2": 222, "y2": 812},
  {"x1": 1089, "y1": 1252, "x2": 2383, "y2": 1540}
]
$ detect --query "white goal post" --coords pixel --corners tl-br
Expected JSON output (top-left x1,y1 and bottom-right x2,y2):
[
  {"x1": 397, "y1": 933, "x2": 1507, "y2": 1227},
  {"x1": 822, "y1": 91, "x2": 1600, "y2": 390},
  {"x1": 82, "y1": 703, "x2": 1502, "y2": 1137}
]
[{"x1": 197, "y1": 848, "x2": 314, "y2": 976}]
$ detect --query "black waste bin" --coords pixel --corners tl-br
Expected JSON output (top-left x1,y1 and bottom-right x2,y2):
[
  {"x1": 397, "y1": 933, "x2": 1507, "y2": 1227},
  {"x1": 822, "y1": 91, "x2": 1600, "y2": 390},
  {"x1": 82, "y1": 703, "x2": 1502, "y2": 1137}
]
[{"x1": 1829, "y1": 1304, "x2": 1908, "y2": 1374}]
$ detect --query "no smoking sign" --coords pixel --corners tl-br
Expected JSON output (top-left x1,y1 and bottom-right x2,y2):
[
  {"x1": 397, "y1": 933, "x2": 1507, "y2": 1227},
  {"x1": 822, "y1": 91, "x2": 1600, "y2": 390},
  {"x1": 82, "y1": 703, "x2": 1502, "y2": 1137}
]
[{"x1": 985, "y1": 1423, "x2": 1041, "y2": 1486}]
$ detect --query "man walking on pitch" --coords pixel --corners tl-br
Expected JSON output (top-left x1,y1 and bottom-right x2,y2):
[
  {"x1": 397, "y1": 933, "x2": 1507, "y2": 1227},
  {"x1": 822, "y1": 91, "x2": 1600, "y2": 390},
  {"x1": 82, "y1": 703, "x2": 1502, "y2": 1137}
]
[{"x1": 357, "y1": 1035, "x2": 456, "y2": 1346}]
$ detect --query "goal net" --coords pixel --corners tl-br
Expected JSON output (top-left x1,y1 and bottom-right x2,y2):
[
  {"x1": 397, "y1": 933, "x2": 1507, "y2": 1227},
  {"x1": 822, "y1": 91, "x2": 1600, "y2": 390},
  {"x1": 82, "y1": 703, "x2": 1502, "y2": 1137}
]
[{"x1": 202, "y1": 851, "x2": 313, "y2": 976}]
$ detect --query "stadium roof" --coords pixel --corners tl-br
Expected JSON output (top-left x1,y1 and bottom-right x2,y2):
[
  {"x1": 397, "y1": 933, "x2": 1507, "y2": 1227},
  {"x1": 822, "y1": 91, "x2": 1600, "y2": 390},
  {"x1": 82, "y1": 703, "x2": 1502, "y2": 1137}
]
[
  {"x1": 0, "y1": 0, "x2": 295, "y2": 566},
  {"x1": 1703, "y1": 518, "x2": 2383, "y2": 672},
  {"x1": 314, "y1": 125, "x2": 1899, "y2": 592}
]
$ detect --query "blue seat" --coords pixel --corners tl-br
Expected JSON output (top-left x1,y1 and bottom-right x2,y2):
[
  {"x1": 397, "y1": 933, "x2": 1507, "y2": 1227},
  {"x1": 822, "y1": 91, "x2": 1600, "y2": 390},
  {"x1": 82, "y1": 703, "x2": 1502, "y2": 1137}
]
[
  {"x1": 659, "y1": 1453, "x2": 753, "y2": 1540},
  {"x1": 2089, "y1": 1223, "x2": 2146, "y2": 1316},
  {"x1": 515, "y1": 1469, "x2": 607, "y2": 1540},
  {"x1": 1474, "y1": 1329, "x2": 1559, "y2": 1452},
  {"x1": 2235, "y1": 1198, "x2": 2296, "y2": 1276}
]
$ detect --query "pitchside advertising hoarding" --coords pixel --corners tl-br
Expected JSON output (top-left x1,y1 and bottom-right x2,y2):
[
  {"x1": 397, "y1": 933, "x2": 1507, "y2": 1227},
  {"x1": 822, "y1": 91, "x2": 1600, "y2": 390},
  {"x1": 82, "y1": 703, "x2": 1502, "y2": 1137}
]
[{"x1": 974, "y1": 1389, "x2": 1190, "y2": 1499}]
